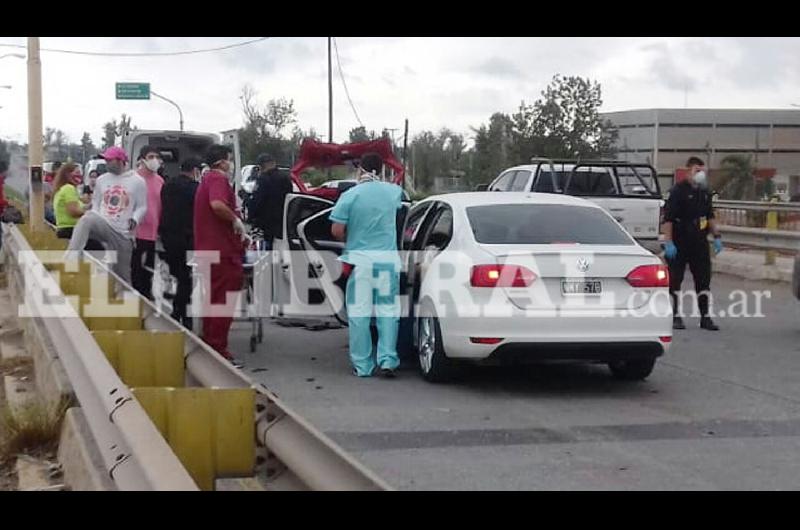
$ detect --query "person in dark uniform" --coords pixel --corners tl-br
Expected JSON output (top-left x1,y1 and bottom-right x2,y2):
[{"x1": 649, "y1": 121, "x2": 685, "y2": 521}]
[
  {"x1": 662, "y1": 156, "x2": 724, "y2": 331},
  {"x1": 246, "y1": 153, "x2": 292, "y2": 249},
  {"x1": 159, "y1": 157, "x2": 201, "y2": 328}
]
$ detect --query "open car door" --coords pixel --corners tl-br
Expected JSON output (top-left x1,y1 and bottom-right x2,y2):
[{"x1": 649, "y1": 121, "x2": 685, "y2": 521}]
[
  {"x1": 295, "y1": 199, "x2": 411, "y2": 327},
  {"x1": 271, "y1": 193, "x2": 336, "y2": 320},
  {"x1": 297, "y1": 209, "x2": 348, "y2": 325}
]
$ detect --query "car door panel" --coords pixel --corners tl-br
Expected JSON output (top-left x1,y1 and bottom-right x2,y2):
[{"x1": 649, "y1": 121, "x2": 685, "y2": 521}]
[{"x1": 272, "y1": 194, "x2": 335, "y2": 319}]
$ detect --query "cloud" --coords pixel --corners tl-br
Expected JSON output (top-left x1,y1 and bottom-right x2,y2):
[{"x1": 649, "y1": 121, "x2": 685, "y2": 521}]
[
  {"x1": 5, "y1": 37, "x2": 800, "y2": 154},
  {"x1": 643, "y1": 42, "x2": 698, "y2": 92},
  {"x1": 470, "y1": 57, "x2": 525, "y2": 79}
]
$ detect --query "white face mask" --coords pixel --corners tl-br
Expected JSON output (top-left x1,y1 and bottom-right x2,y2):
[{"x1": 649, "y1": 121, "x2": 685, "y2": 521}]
[
  {"x1": 357, "y1": 168, "x2": 378, "y2": 183},
  {"x1": 694, "y1": 170, "x2": 707, "y2": 187},
  {"x1": 144, "y1": 158, "x2": 161, "y2": 172}
]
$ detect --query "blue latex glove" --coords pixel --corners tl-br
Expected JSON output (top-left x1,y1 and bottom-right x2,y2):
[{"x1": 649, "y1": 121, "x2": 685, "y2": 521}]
[
  {"x1": 663, "y1": 240, "x2": 678, "y2": 260},
  {"x1": 713, "y1": 238, "x2": 723, "y2": 255}
]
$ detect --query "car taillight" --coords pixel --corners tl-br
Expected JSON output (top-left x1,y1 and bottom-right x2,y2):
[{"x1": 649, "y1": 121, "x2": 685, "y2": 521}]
[
  {"x1": 626, "y1": 264, "x2": 669, "y2": 288},
  {"x1": 470, "y1": 265, "x2": 537, "y2": 288},
  {"x1": 470, "y1": 337, "x2": 504, "y2": 345}
]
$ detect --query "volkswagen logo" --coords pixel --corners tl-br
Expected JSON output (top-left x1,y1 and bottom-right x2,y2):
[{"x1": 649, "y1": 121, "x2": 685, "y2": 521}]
[{"x1": 576, "y1": 258, "x2": 590, "y2": 273}]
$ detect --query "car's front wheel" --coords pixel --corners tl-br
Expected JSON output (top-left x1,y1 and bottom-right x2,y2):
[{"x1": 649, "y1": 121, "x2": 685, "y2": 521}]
[
  {"x1": 608, "y1": 358, "x2": 656, "y2": 381},
  {"x1": 417, "y1": 304, "x2": 456, "y2": 383}
]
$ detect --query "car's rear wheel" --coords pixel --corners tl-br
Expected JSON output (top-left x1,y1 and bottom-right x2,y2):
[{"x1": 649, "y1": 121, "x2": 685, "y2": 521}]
[
  {"x1": 417, "y1": 304, "x2": 455, "y2": 383},
  {"x1": 608, "y1": 358, "x2": 656, "y2": 381}
]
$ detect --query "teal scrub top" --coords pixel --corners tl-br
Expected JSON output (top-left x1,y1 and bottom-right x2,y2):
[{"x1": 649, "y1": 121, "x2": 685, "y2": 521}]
[{"x1": 329, "y1": 181, "x2": 403, "y2": 268}]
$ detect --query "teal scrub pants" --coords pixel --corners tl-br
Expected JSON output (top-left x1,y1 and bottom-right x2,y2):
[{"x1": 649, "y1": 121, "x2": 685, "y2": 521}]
[{"x1": 346, "y1": 262, "x2": 400, "y2": 376}]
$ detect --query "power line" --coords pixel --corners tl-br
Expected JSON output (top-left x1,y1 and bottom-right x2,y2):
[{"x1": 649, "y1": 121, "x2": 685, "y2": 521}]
[
  {"x1": 332, "y1": 37, "x2": 365, "y2": 129},
  {"x1": 0, "y1": 37, "x2": 270, "y2": 57}
]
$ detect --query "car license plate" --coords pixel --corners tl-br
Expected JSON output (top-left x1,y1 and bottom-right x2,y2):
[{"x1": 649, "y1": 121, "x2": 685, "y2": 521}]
[{"x1": 561, "y1": 280, "x2": 602, "y2": 295}]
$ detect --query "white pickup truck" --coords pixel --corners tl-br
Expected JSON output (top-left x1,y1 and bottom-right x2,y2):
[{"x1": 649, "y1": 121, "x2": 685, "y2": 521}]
[{"x1": 483, "y1": 160, "x2": 664, "y2": 253}]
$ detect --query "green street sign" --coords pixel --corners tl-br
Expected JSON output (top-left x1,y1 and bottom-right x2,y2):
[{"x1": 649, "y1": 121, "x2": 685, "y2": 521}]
[{"x1": 116, "y1": 82, "x2": 150, "y2": 100}]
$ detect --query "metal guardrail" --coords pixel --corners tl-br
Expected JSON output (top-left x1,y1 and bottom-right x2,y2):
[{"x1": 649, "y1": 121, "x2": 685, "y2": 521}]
[
  {"x1": 3, "y1": 223, "x2": 391, "y2": 491},
  {"x1": 3, "y1": 224, "x2": 198, "y2": 490},
  {"x1": 714, "y1": 200, "x2": 800, "y2": 254},
  {"x1": 714, "y1": 200, "x2": 800, "y2": 213},
  {"x1": 717, "y1": 225, "x2": 800, "y2": 253}
]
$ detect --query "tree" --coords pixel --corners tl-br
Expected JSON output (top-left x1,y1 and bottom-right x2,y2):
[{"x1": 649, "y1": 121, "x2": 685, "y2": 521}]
[
  {"x1": 510, "y1": 75, "x2": 618, "y2": 161},
  {"x1": 407, "y1": 128, "x2": 469, "y2": 191},
  {"x1": 238, "y1": 85, "x2": 300, "y2": 164},
  {"x1": 101, "y1": 114, "x2": 136, "y2": 149},
  {"x1": 80, "y1": 132, "x2": 97, "y2": 163},
  {"x1": 470, "y1": 113, "x2": 514, "y2": 187},
  {"x1": 43, "y1": 127, "x2": 69, "y2": 161},
  {"x1": 717, "y1": 155, "x2": 756, "y2": 200},
  {"x1": 102, "y1": 120, "x2": 117, "y2": 149},
  {"x1": 348, "y1": 126, "x2": 376, "y2": 143},
  {"x1": 0, "y1": 139, "x2": 9, "y2": 164}
]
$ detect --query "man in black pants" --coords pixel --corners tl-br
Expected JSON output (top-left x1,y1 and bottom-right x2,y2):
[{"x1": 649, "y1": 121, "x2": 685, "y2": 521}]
[
  {"x1": 159, "y1": 157, "x2": 201, "y2": 328},
  {"x1": 662, "y1": 156, "x2": 723, "y2": 331}
]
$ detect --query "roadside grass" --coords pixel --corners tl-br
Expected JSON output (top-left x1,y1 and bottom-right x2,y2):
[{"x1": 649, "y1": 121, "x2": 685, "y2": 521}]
[{"x1": 0, "y1": 398, "x2": 68, "y2": 466}]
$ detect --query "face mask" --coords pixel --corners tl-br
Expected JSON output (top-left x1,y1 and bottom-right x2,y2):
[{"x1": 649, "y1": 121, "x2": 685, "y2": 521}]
[
  {"x1": 144, "y1": 158, "x2": 161, "y2": 172},
  {"x1": 108, "y1": 162, "x2": 123, "y2": 175},
  {"x1": 357, "y1": 168, "x2": 377, "y2": 183},
  {"x1": 694, "y1": 170, "x2": 707, "y2": 187}
]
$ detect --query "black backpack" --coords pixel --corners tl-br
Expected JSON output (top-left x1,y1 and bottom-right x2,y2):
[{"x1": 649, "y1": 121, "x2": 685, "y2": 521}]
[{"x1": 2, "y1": 205, "x2": 24, "y2": 224}]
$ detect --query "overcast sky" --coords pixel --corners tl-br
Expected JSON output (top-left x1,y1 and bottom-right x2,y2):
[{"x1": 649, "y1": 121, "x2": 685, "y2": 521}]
[{"x1": 1, "y1": 37, "x2": 799, "y2": 148}]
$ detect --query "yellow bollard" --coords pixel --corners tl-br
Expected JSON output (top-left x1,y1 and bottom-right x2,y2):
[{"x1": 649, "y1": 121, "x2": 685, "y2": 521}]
[{"x1": 766, "y1": 204, "x2": 778, "y2": 266}]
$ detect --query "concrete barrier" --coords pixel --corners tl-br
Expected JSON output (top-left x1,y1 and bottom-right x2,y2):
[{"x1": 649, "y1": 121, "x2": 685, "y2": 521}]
[{"x1": 58, "y1": 408, "x2": 116, "y2": 491}]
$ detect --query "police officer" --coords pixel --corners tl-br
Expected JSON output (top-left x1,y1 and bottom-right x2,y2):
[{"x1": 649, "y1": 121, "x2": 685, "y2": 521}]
[{"x1": 662, "y1": 156, "x2": 723, "y2": 331}]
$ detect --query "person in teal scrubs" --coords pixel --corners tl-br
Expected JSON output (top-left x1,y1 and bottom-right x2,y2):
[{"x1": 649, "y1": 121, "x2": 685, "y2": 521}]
[{"x1": 330, "y1": 153, "x2": 403, "y2": 378}]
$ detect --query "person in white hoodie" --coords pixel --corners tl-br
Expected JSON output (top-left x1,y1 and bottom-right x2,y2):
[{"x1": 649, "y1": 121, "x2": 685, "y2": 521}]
[{"x1": 66, "y1": 146, "x2": 147, "y2": 284}]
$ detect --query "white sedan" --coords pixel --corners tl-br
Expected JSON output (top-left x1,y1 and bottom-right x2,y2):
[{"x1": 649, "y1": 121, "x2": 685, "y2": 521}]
[
  {"x1": 401, "y1": 192, "x2": 672, "y2": 382},
  {"x1": 275, "y1": 191, "x2": 672, "y2": 383}
]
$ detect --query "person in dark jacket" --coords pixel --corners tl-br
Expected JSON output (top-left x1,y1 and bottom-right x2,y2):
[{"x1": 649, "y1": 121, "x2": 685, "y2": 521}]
[
  {"x1": 159, "y1": 157, "x2": 201, "y2": 328},
  {"x1": 662, "y1": 156, "x2": 723, "y2": 331},
  {"x1": 246, "y1": 153, "x2": 293, "y2": 248}
]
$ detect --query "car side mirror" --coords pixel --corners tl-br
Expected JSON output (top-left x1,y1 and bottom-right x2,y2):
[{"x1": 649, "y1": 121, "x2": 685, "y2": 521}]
[{"x1": 475, "y1": 184, "x2": 489, "y2": 191}]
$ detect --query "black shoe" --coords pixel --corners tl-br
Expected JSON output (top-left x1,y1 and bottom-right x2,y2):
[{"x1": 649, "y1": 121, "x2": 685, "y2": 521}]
[
  {"x1": 700, "y1": 317, "x2": 719, "y2": 331},
  {"x1": 379, "y1": 368, "x2": 397, "y2": 379},
  {"x1": 673, "y1": 316, "x2": 686, "y2": 330}
]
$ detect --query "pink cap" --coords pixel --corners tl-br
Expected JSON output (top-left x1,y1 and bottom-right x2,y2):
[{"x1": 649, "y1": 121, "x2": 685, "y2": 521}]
[{"x1": 101, "y1": 146, "x2": 129, "y2": 162}]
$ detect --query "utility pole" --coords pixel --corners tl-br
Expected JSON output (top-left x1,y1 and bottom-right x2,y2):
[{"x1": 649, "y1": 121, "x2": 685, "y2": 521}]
[
  {"x1": 386, "y1": 128, "x2": 399, "y2": 147},
  {"x1": 402, "y1": 119, "x2": 409, "y2": 190},
  {"x1": 27, "y1": 37, "x2": 44, "y2": 231},
  {"x1": 328, "y1": 37, "x2": 333, "y2": 143}
]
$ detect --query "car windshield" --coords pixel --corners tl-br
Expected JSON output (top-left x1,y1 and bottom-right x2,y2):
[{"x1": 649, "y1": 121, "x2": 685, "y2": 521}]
[{"x1": 466, "y1": 203, "x2": 634, "y2": 245}]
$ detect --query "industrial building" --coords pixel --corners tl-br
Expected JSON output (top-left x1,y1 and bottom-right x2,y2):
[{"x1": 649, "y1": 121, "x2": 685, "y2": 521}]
[{"x1": 602, "y1": 108, "x2": 800, "y2": 197}]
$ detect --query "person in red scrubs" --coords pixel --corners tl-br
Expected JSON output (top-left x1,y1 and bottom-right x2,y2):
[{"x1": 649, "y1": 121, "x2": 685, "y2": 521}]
[{"x1": 194, "y1": 144, "x2": 247, "y2": 366}]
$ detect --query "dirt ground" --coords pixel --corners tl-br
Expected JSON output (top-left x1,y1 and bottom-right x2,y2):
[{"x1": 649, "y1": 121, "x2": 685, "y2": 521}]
[{"x1": 0, "y1": 358, "x2": 34, "y2": 489}]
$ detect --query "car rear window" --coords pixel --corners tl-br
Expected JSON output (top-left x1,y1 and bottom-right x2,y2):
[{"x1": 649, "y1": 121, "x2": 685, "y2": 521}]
[{"x1": 466, "y1": 204, "x2": 634, "y2": 245}]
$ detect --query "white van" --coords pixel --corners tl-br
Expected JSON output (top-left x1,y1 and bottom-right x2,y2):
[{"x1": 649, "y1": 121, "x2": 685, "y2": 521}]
[{"x1": 84, "y1": 158, "x2": 107, "y2": 177}]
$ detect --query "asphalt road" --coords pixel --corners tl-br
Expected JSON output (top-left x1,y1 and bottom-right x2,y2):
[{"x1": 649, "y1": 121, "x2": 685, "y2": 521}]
[{"x1": 229, "y1": 273, "x2": 800, "y2": 490}]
